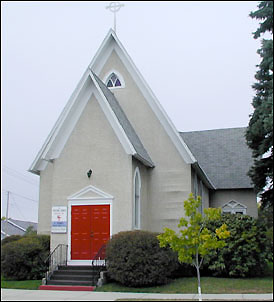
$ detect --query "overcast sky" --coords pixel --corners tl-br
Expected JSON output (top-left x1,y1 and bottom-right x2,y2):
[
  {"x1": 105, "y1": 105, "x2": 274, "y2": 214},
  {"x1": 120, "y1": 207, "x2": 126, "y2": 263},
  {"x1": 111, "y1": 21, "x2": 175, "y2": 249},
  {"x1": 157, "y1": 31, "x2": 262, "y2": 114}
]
[{"x1": 2, "y1": 1, "x2": 262, "y2": 222}]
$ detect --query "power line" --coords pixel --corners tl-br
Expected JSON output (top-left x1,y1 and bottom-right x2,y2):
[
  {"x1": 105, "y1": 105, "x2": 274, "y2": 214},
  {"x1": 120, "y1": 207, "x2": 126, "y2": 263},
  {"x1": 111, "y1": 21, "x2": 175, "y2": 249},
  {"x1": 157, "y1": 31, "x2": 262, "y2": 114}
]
[
  {"x1": 2, "y1": 189, "x2": 38, "y2": 203},
  {"x1": 10, "y1": 194, "x2": 27, "y2": 221},
  {"x1": 2, "y1": 165, "x2": 39, "y2": 187}
]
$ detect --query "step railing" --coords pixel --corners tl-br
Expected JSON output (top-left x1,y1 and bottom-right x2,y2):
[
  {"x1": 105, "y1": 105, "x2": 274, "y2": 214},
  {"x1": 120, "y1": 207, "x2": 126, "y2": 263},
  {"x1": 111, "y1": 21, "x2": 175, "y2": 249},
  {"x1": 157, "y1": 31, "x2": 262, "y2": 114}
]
[
  {"x1": 91, "y1": 244, "x2": 107, "y2": 267},
  {"x1": 44, "y1": 244, "x2": 68, "y2": 283}
]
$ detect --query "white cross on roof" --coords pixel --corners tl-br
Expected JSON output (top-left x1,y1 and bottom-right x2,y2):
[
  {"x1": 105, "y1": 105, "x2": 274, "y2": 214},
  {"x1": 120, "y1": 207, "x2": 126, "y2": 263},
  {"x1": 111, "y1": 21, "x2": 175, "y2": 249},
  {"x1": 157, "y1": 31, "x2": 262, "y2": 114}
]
[{"x1": 106, "y1": 2, "x2": 125, "y2": 33}]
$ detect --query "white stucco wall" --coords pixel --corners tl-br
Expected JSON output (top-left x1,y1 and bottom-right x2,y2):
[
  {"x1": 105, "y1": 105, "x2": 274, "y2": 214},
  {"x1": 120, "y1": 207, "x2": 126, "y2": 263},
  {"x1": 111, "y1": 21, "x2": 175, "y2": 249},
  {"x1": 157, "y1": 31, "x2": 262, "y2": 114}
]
[
  {"x1": 38, "y1": 94, "x2": 134, "y2": 251},
  {"x1": 99, "y1": 50, "x2": 192, "y2": 233}
]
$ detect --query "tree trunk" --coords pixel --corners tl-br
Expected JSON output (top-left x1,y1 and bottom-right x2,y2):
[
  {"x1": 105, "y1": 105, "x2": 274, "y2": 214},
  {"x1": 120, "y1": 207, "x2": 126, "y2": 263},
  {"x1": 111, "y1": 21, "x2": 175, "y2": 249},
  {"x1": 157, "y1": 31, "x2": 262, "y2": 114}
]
[{"x1": 195, "y1": 251, "x2": 202, "y2": 301}]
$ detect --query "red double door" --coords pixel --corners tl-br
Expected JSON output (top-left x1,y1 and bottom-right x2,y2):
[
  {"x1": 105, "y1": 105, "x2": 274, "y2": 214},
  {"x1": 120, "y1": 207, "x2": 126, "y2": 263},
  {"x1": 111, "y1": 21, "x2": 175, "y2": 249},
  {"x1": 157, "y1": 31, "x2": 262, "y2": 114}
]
[{"x1": 71, "y1": 205, "x2": 110, "y2": 260}]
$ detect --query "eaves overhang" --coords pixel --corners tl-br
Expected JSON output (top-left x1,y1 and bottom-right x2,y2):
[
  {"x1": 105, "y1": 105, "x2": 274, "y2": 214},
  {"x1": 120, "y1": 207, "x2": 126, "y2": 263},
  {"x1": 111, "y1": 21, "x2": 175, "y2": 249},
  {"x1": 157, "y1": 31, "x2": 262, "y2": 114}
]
[{"x1": 192, "y1": 161, "x2": 216, "y2": 190}]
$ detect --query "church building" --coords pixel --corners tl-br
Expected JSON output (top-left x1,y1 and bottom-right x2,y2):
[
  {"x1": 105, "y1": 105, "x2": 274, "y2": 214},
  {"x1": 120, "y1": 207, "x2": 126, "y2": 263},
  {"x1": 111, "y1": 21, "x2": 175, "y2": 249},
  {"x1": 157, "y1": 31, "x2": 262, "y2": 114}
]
[{"x1": 29, "y1": 29, "x2": 257, "y2": 265}]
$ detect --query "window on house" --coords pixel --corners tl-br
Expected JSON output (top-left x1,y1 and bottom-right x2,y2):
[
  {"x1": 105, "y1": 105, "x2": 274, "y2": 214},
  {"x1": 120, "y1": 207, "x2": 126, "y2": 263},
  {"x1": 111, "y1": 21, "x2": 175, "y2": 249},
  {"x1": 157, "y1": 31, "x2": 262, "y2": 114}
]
[
  {"x1": 194, "y1": 174, "x2": 198, "y2": 199},
  {"x1": 193, "y1": 174, "x2": 203, "y2": 213},
  {"x1": 133, "y1": 168, "x2": 141, "y2": 229},
  {"x1": 106, "y1": 72, "x2": 122, "y2": 88},
  {"x1": 222, "y1": 200, "x2": 247, "y2": 215},
  {"x1": 198, "y1": 180, "x2": 203, "y2": 214}
]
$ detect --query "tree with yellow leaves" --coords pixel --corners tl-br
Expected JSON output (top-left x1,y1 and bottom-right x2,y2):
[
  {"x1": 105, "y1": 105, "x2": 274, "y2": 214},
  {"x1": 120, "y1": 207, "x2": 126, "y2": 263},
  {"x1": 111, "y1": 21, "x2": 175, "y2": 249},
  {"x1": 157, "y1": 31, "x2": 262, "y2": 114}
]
[{"x1": 157, "y1": 194, "x2": 230, "y2": 301}]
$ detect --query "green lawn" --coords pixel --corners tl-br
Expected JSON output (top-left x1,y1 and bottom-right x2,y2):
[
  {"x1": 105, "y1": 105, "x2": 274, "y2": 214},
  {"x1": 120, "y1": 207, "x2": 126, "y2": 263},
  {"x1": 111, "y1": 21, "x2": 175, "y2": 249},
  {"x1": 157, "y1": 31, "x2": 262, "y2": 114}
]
[
  {"x1": 1, "y1": 277, "x2": 42, "y2": 290},
  {"x1": 1, "y1": 263, "x2": 273, "y2": 293},
  {"x1": 95, "y1": 276, "x2": 273, "y2": 294},
  {"x1": 96, "y1": 263, "x2": 273, "y2": 294}
]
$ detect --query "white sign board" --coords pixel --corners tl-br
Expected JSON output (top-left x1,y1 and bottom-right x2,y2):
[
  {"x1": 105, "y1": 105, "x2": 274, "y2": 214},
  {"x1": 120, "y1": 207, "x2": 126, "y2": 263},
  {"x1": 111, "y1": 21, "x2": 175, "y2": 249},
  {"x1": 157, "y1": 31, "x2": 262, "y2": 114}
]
[{"x1": 51, "y1": 206, "x2": 67, "y2": 233}]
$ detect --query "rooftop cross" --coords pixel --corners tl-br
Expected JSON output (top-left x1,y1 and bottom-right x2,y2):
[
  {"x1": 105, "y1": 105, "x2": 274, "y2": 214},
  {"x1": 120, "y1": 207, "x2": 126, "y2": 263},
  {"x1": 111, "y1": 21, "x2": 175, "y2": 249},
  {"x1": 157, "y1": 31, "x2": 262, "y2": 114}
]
[{"x1": 106, "y1": 2, "x2": 124, "y2": 33}]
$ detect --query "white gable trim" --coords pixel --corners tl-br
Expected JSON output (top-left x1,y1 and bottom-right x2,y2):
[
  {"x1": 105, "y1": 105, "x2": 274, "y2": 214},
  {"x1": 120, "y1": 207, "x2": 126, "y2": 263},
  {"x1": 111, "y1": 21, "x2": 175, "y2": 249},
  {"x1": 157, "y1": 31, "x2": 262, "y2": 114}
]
[
  {"x1": 28, "y1": 71, "x2": 91, "y2": 174},
  {"x1": 29, "y1": 29, "x2": 196, "y2": 175},
  {"x1": 89, "y1": 30, "x2": 196, "y2": 165},
  {"x1": 68, "y1": 185, "x2": 114, "y2": 201},
  {"x1": 222, "y1": 200, "x2": 247, "y2": 215},
  {"x1": 29, "y1": 70, "x2": 137, "y2": 174}
]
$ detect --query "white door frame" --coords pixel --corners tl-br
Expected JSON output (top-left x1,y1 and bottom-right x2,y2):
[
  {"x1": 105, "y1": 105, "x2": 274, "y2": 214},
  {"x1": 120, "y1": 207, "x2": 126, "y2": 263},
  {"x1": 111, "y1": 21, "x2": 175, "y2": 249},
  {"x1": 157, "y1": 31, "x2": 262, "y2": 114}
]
[{"x1": 67, "y1": 185, "x2": 113, "y2": 266}]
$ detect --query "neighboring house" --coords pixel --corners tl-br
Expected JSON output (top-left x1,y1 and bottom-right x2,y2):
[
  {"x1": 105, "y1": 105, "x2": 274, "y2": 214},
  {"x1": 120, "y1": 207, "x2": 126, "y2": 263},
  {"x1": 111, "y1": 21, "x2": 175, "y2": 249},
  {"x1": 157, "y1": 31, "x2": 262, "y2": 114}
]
[
  {"x1": 1, "y1": 218, "x2": 38, "y2": 240},
  {"x1": 29, "y1": 29, "x2": 257, "y2": 265}
]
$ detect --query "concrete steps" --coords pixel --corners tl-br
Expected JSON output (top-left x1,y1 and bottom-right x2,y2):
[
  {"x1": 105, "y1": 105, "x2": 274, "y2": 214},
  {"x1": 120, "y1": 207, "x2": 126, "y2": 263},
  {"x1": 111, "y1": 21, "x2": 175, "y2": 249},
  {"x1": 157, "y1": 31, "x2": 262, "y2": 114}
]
[{"x1": 46, "y1": 265, "x2": 103, "y2": 287}]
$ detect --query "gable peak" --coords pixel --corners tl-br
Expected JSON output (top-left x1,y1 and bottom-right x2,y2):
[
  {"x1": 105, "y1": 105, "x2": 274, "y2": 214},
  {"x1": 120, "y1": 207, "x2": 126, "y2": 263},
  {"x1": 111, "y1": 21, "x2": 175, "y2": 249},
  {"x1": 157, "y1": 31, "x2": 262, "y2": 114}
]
[{"x1": 68, "y1": 185, "x2": 114, "y2": 200}]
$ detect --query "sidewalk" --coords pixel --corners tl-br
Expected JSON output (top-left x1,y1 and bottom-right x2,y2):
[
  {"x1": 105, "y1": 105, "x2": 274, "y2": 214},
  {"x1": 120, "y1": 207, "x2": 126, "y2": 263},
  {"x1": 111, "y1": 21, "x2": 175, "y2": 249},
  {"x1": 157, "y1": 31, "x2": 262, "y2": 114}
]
[{"x1": 1, "y1": 289, "x2": 273, "y2": 301}]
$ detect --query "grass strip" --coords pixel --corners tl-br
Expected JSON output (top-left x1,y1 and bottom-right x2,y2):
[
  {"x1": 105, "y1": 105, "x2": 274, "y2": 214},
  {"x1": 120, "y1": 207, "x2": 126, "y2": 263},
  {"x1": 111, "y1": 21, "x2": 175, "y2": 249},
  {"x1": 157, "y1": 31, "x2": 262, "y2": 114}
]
[
  {"x1": 96, "y1": 276, "x2": 273, "y2": 294},
  {"x1": 1, "y1": 279, "x2": 42, "y2": 290}
]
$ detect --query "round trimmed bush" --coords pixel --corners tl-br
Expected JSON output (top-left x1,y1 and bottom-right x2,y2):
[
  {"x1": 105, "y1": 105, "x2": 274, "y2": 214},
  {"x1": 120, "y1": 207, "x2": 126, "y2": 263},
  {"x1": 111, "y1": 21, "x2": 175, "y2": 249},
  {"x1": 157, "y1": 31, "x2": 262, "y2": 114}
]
[
  {"x1": 106, "y1": 230, "x2": 179, "y2": 287},
  {"x1": 202, "y1": 213, "x2": 271, "y2": 277},
  {"x1": 1, "y1": 234, "x2": 50, "y2": 280}
]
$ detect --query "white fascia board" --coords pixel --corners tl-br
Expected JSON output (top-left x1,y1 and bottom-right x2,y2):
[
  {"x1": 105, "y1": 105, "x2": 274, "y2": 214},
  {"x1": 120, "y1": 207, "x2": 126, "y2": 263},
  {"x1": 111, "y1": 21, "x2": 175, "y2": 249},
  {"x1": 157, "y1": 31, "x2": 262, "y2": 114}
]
[
  {"x1": 29, "y1": 31, "x2": 122, "y2": 174},
  {"x1": 192, "y1": 162, "x2": 216, "y2": 190},
  {"x1": 88, "y1": 29, "x2": 115, "y2": 72},
  {"x1": 7, "y1": 220, "x2": 26, "y2": 232},
  {"x1": 44, "y1": 78, "x2": 93, "y2": 160},
  {"x1": 90, "y1": 30, "x2": 196, "y2": 164},
  {"x1": 89, "y1": 71, "x2": 136, "y2": 156},
  {"x1": 29, "y1": 70, "x2": 136, "y2": 174},
  {"x1": 29, "y1": 68, "x2": 91, "y2": 174}
]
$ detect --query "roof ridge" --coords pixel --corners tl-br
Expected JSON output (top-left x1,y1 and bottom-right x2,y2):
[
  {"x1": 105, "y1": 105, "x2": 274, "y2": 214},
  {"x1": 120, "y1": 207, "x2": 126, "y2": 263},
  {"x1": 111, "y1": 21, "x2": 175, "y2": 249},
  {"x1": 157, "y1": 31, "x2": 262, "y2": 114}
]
[{"x1": 179, "y1": 126, "x2": 247, "y2": 134}]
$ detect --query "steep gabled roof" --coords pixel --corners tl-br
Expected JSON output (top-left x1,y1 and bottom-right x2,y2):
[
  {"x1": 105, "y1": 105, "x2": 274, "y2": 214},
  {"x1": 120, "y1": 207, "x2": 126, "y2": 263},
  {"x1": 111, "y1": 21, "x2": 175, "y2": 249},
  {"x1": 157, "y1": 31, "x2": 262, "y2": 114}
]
[
  {"x1": 29, "y1": 29, "x2": 195, "y2": 174},
  {"x1": 180, "y1": 127, "x2": 254, "y2": 189},
  {"x1": 29, "y1": 69, "x2": 154, "y2": 174},
  {"x1": 92, "y1": 72, "x2": 154, "y2": 167},
  {"x1": 88, "y1": 29, "x2": 196, "y2": 165}
]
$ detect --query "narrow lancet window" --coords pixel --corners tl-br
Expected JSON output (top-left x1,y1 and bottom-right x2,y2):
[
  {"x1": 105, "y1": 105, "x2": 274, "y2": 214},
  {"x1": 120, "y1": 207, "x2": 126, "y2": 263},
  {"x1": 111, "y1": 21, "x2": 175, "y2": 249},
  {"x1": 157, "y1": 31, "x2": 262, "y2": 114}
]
[{"x1": 133, "y1": 168, "x2": 141, "y2": 229}]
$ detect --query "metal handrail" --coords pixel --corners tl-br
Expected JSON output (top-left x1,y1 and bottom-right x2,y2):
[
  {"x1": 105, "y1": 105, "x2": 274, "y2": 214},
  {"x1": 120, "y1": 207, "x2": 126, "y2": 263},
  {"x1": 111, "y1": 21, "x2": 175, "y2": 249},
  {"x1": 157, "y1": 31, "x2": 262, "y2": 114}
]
[
  {"x1": 91, "y1": 244, "x2": 107, "y2": 266},
  {"x1": 44, "y1": 244, "x2": 68, "y2": 283}
]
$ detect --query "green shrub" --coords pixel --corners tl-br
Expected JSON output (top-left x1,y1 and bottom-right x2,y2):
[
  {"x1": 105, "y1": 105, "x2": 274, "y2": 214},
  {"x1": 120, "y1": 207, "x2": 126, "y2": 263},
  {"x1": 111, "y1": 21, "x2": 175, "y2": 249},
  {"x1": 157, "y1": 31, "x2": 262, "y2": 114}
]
[
  {"x1": 202, "y1": 213, "x2": 271, "y2": 277},
  {"x1": 1, "y1": 235, "x2": 22, "y2": 246},
  {"x1": 1, "y1": 234, "x2": 50, "y2": 280},
  {"x1": 106, "y1": 230, "x2": 179, "y2": 287},
  {"x1": 171, "y1": 262, "x2": 196, "y2": 278}
]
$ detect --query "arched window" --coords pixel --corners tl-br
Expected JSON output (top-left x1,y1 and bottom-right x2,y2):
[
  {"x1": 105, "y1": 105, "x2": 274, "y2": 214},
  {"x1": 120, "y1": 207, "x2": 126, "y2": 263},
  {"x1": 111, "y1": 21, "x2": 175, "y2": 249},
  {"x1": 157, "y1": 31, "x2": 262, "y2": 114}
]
[
  {"x1": 106, "y1": 72, "x2": 122, "y2": 88},
  {"x1": 104, "y1": 70, "x2": 125, "y2": 89},
  {"x1": 222, "y1": 200, "x2": 247, "y2": 215},
  {"x1": 133, "y1": 167, "x2": 141, "y2": 229}
]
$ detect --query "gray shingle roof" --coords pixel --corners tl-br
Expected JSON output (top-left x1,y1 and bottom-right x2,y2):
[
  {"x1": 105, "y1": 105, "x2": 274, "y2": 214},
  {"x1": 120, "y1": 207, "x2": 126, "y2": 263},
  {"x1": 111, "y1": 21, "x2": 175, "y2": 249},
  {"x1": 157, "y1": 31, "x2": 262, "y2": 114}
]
[
  {"x1": 180, "y1": 127, "x2": 254, "y2": 189},
  {"x1": 1, "y1": 219, "x2": 37, "y2": 239},
  {"x1": 92, "y1": 71, "x2": 155, "y2": 168}
]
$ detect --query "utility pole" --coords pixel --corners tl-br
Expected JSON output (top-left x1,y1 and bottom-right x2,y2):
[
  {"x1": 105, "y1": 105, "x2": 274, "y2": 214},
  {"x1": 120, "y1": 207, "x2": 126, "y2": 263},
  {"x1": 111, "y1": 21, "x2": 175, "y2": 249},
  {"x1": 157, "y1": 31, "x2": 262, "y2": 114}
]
[{"x1": 5, "y1": 191, "x2": 10, "y2": 234}]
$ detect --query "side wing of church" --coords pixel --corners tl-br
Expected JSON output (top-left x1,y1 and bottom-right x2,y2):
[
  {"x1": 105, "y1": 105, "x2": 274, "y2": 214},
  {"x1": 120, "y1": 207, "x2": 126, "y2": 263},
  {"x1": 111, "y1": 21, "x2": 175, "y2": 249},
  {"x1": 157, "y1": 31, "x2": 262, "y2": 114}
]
[{"x1": 29, "y1": 30, "x2": 257, "y2": 264}]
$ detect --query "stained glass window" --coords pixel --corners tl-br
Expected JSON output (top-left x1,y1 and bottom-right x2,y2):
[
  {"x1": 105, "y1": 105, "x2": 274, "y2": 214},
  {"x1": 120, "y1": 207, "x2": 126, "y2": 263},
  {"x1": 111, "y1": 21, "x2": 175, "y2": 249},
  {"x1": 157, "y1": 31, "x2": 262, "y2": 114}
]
[{"x1": 106, "y1": 73, "x2": 122, "y2": 88}]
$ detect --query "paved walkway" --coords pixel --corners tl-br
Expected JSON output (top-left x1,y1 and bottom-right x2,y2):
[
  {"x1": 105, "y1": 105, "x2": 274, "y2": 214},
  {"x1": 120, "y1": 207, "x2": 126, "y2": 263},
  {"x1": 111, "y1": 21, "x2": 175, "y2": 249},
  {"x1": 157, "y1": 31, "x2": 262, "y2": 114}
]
[{"x1": 1, "y1": 289, "x2": 273, "y2": 301}]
